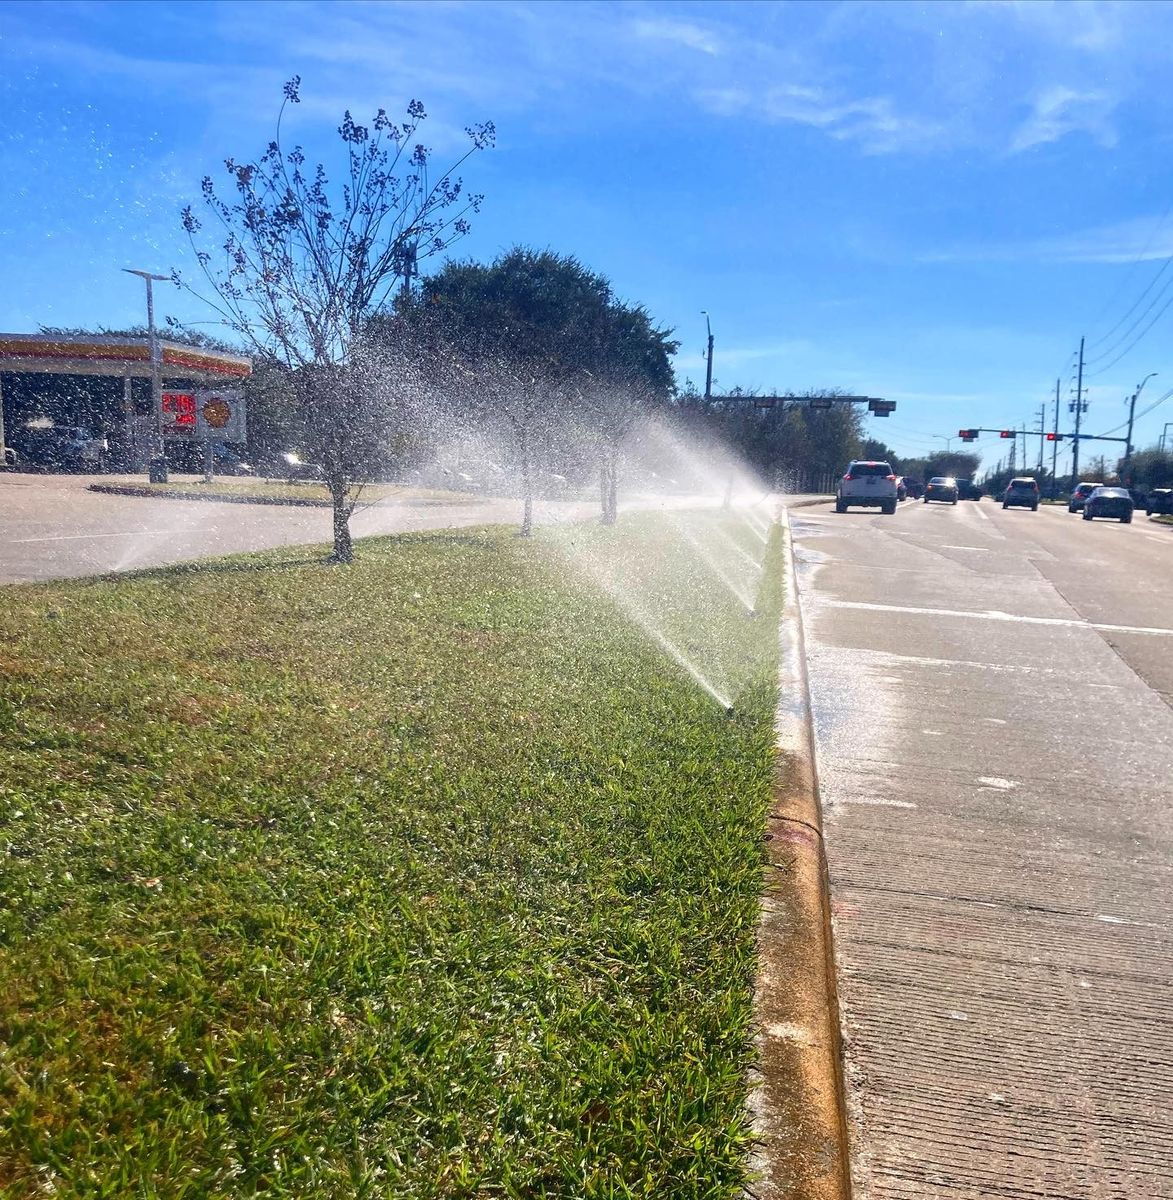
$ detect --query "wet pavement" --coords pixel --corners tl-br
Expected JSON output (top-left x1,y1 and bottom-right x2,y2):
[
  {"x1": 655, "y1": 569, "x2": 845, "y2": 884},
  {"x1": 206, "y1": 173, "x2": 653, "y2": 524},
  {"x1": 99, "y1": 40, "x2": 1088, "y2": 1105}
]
[{"x1": 791, "y1": 499, "x2": 1173, "y2": 1198}]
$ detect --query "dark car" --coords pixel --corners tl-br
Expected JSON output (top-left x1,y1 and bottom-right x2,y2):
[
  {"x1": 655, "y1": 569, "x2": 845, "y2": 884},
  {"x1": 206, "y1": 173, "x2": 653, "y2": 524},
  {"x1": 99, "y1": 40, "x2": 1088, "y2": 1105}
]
[
  {"x1": 1003, "y1": 477, "x2": 1039, "y2": 511},
  {"x1": 1067, "y1": 481, "x2": 1103, "y2": 513},
  {"x1": 1082, "y1": 486, "x2": 1134, "y2": 524},
  {"x1": 895, "y1": 476, "x2": 908, "y2": 501},
  {"x1": 904, "y1": 477, "x2": 924, "y2": 499},
  {"x1": 955, "y1": 477, "x2": 982, "y2": 500},
  {"x1": 1145, "y1": 488, "x2": 1173, "y2": 516},
  {"x1": 924, "y1": 476, "x2": 958, "y2": 504}
]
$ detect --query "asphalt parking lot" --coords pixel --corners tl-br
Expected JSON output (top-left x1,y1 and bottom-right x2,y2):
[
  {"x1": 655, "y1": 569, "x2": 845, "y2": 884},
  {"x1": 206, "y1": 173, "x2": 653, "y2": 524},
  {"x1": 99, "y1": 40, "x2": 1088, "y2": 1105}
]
[{"x1": 792, "y1": 498, "x2": 1173, "y2": 1198}]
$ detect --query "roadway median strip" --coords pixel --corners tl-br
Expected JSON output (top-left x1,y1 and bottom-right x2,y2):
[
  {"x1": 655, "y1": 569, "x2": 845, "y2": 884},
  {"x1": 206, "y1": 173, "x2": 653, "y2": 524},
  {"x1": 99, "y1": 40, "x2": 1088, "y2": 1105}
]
[{"x1": 0, "y1": 511, "x2": 816, "y2": 1196}]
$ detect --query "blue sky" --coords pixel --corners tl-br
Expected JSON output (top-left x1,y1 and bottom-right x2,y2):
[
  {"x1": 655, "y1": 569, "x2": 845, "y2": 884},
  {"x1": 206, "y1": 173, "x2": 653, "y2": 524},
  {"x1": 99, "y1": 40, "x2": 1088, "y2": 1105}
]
[{"x1": 4, "y1": 0, "x2": 1173, "y2": 469}]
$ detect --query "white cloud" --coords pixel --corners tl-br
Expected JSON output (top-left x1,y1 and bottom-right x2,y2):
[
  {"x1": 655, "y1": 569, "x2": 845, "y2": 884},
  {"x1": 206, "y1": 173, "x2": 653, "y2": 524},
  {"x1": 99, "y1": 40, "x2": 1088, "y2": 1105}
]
[
  {"x1": 630, "y1": 16, "x2": 723, "y2": 57},
  {"x1": 696, "y1": 83, "x2": 943, "y2": 155},
  {"x1": 921, "y1": 214, "x2": 1173, "y2": 265},
  {"x1": 1009, "y1": 85, "x2": 1118, "y2": 153}
]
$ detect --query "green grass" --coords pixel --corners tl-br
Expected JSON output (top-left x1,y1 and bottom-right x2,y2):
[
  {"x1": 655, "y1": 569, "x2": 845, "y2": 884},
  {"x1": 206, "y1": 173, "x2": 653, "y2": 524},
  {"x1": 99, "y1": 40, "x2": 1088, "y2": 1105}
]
[
  {"x1": 1154, "y1": 513, "x2": 1173, "y2": 526},
  {"x1": 89, "y1": 480, "x2": 481, "y2": 507},
  {"x1": 0, "y1": 510, "x2": 783, "y2": 1198}
]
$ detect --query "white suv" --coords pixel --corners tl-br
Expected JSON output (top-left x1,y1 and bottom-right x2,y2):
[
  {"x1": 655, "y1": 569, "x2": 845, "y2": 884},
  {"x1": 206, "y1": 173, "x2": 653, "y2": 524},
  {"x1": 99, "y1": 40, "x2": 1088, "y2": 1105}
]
[{"x1": 836, "y1": 460, "x2": 898, "y2": 515}]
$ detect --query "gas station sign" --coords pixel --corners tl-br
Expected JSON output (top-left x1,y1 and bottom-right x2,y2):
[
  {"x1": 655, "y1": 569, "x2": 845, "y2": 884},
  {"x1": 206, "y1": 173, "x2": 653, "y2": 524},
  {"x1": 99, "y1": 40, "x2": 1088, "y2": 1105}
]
[{"x1": 161, "y1": 389, "x2": 246, "y2": 443}]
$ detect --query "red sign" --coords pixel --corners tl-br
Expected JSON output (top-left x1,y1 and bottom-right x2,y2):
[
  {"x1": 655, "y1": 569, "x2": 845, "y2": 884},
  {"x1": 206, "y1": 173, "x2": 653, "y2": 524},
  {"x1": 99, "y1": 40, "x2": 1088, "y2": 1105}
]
[{"x1": 161, "y1": 391, "x2": 197, "y2": 435}]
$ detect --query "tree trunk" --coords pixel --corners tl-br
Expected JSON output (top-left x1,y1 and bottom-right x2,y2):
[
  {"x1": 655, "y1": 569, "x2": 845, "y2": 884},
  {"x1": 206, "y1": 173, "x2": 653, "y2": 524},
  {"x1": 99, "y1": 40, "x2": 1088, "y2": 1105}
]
[
  {"x1": 329, "y1": 479, "x2": 354, "y2": 562},
  {"x1": 606, "y1": 446, "x2": 619, "y2": 525},
  {"x1": 520, "y1": 438, "x2": 533, "y2": 538}
]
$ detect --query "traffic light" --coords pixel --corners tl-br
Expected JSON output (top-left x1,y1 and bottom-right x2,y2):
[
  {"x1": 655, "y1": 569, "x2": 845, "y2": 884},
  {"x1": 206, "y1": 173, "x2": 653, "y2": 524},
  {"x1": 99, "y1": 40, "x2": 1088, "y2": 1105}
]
[
  {"x1": 958, "y1": 428, "x2": 979, "y2": 442},
  {"x1": 868, "y1": 399, "x2": 896, "y2": 417},
  {"x1": 1045, "y1": 432, "x2": 1064, "y2": 442},
  {"x1": 999, "y1": 430, "x2": 1015, "y2": 438}
]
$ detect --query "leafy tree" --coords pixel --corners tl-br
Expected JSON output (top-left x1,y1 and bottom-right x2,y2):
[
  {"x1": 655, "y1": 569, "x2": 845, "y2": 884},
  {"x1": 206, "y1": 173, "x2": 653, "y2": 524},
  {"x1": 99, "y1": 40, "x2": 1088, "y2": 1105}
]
[
  {"x1": 1119, "y1": 447, "x2": 1173, "y2": 489},
  {"x1": 179, "y1": 77, "x2": 494, "y2": 560},
  {"x1": 395, "y1": 248, "x2": 677, "y2": 530},
  {"x1": 923, "y1": 450, "x2": 981, "y2": 480}
]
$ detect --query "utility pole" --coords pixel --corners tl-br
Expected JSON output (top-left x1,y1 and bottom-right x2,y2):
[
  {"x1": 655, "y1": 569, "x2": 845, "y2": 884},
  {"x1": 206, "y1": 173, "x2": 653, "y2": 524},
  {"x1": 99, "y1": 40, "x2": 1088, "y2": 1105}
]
[
  {"x1": 1051, "y1": 378, "x2": 1060, "y2": 494},
  {"x1": 1037, "y1": 404, "x2": 1046, "y2": 474},
  {"x1": 701, "y1": 311, "x2": 714, "y2": 400},
  {"x1": 1071, "y1": 336, "x2": 1085, "y2": 486},
  {"x1": 1123, "y1": 372, "x2": 1157, "y2": 484},
  {"x1": 1161, "y1": 421, "x2": 1173, "y2": 453}
]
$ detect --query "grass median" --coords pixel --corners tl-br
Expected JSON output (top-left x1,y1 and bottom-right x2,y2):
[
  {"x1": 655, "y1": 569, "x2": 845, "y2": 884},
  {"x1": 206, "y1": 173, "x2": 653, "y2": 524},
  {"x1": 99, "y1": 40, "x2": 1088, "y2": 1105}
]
[
  {"x1": 87, "y1": 479, "x2": 484, "y2": 507},
  {"x1": 0, "y1": 509, "x2": 783, "y2": 1198}
]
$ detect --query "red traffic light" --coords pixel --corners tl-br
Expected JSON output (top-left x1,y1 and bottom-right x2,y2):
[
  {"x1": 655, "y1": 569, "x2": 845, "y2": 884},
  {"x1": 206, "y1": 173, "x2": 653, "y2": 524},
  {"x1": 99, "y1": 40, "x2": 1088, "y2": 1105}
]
[
  {"x1": 1045, "y1": 432, "x2": 1064, "y2": 442},
  {"x1": 999, "y1": 430, "x2": 1015, "y2": 438},
  {"x1": 958, "y1": 428, "x2": 979, "y2": 441}
]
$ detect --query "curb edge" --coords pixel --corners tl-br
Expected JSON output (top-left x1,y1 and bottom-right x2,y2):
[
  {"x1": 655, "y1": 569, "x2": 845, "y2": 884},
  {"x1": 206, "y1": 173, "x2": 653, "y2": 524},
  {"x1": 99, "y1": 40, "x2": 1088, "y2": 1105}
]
[{"x1": 748, "y1": 506, "x2": 852, "y2": 1200}]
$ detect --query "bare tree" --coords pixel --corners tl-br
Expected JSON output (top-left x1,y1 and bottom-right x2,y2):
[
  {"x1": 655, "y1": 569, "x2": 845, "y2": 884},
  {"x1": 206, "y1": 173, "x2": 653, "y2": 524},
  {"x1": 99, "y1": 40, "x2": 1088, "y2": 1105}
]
[{"x1": 179, "y1": 77, "x2": 494, "y2": 560}]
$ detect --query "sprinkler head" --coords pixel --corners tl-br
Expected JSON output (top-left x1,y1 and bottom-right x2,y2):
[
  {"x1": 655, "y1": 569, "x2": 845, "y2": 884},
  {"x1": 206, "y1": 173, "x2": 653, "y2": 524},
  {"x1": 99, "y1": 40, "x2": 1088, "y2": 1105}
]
[{"x1": 725, "y1": 704, "x2": 736, "y2": 717}]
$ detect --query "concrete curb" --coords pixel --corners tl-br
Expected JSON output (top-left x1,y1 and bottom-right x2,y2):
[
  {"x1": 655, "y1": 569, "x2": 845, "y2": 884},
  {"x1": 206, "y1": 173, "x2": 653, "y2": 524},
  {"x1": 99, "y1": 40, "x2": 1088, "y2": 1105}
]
[
  {"x1": 748, "y1": 507, "x2": 851, "y2": 1200},
  {"x1": 85, "y1": 484, "x2": 465, "y2": 510},
  {"x1": 88, "y1": 483, "x2": 334, "y2": 508}
]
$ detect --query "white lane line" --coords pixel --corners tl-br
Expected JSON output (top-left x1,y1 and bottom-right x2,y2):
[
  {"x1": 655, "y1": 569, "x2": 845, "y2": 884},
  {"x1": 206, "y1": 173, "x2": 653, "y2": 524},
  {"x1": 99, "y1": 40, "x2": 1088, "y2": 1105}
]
[
  {"x1": 6, "y1": 530, "x2": 193, "y2": 543},
  {"x1": 972, "y1": 505, "x2": 990, "y2": 522},
  {"x1": 847, "y1": 797, "x2": 918, "y2": 809},
  {"x1": 940, "y1": 544, "x2": 992, "y2": 551},
  {"x1": 824, "y1": 598, "x2": 1173, "y2": 637}
]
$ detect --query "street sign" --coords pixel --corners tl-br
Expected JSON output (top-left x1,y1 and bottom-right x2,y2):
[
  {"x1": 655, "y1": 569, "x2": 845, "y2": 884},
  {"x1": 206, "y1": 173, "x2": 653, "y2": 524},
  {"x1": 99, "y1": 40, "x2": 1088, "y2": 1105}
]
[
  {"x1": 868, "y1": 399, "x2": 896, "y2": 417},
  {"x1": 808, "y1": 397, "x2": 833, "y2": 410}
]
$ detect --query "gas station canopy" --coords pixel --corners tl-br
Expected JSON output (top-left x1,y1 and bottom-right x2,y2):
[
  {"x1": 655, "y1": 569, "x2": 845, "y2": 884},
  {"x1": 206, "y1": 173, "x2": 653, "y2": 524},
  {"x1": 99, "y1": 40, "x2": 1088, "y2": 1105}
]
[{"x1": 0, "y1": 333, "x2": 251, "y2": 381}]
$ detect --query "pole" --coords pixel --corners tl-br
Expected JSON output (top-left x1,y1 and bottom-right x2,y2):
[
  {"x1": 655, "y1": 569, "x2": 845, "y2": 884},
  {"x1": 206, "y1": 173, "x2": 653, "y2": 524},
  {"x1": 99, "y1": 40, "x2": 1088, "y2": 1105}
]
[
  {"x1": 123, "y1": 269, "x2": 170, "y2": 473},
  {"x1": 1162, "y1": 421, "x2": 1173, "y2": 453},
  {"x1": 1072, "y1": 336, "x2": 1085, "y2": 486},
  {"x1": 1037, "y1": 404, "x2": 1045, "y2": 474},
  {"x1": 1051, "y1": 378, "x2": 1060, "y2": 495},
  {"x1": 1123, "y1": 373, "x2": 1155, "y2": 483},
  {"x1": 702, "y1": 311, "x2": 714, "y2": 400}
]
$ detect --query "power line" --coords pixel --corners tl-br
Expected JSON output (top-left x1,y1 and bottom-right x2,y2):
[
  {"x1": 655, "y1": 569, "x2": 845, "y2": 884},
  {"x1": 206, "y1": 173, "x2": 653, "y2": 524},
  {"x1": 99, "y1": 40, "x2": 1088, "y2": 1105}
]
[
  {"x1": 1085, "y1": 200, "x2": 1173, "y2": 349},
  {"x1": 1090, "y1": 387, "x2": 1173, "y2": 439},
  {"x1": 1084, "y1": 285, "x2": 1173, "y2": 378}
]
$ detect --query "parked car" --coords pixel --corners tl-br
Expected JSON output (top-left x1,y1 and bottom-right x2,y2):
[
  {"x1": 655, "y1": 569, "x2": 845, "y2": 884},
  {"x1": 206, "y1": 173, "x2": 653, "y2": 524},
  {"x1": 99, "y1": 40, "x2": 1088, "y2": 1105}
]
[
  {"x1": 1083, "y1": 486, "x2": 1134, "y2": 523},
  {"x1": 1067, "y1": 481, "x2": 1103, "y2": 513},
  {"x1": 14, "y1": 424, "x2": 108, "y2": 471},
  {"x1": 1145, "y1": 488, "x2": 1173, "y2": 516},
  {"x1": 835, "y1": 460, "x2": 898, "y2": 514},
  {"x1": 955, "y1": 477, "x2": 982, "y2": 500},
  {"x1": 923, "y1": 476, "x2": 958, "y2": 504},
  {"x1": 1002, "y1": 477, "x2": 1040, "y2": 510},
  {"x1": 279, "y1": 452, "x2": 326, "y2": 483}
]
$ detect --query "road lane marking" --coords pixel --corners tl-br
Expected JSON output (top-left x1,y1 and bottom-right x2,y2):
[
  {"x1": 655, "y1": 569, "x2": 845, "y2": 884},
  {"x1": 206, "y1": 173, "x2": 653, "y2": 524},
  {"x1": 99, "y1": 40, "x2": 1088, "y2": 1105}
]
[
  {"x1": 940, "y1": 544, "x2": 992, "y2": 551},
  {"x1": 846, "y1": 797, "x2": 917, "y2": 808},
  {"x1": 6, "y1": 530, "x2": 195, "y2": 543},
  {"x1": 823, "y1": 598, "x2": 1173, "y2": 637},
  {"x1": 972, "y1": 505, "x2": 990, "y2": 522}
]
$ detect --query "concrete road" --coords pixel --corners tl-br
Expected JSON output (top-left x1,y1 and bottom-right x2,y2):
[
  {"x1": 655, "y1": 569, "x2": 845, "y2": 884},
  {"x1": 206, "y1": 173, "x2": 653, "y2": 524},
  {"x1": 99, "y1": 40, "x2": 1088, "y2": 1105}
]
[
  {"x1": 791, "y1": 499, "x2": 1173, "y2": 1198},
  {"x1": 0, "y1": 474, "x2": 590, "y2": 585}
]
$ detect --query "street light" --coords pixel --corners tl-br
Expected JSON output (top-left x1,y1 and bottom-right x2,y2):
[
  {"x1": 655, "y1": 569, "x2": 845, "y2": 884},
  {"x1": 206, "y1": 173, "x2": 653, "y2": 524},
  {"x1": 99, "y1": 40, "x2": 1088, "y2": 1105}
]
[
  {"x1": 1162, "y1": 421, "x2": 1173, "y2": 453},
  {"x1": 932, "y1": 434, "x2": 954, "y2": 453},
  {"x1": 1123, "y1": 371, "x2": 1158, "y2": 480},
  {"x1": 700, "y1": 310, "x2": 714, "y2": 400},
  {"x1": 123, "y1": 268, "x2": 169, "y2": 468}
]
